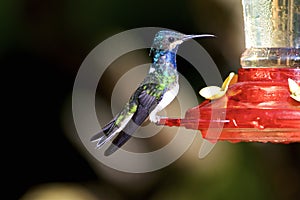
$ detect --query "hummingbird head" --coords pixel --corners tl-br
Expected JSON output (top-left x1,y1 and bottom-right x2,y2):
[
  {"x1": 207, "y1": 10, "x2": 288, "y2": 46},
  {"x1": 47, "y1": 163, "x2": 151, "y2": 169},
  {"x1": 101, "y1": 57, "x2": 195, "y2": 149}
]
[{"x1": 150, "y1": 30, "x2": 214, "y2": 55}]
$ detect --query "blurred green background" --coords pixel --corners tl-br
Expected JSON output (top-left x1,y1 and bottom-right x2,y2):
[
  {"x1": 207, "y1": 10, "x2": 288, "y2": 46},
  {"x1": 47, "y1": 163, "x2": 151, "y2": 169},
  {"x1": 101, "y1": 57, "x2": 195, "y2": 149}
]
[{"x1": 3, "y1": 0, "x2": 299, "y2": 199}]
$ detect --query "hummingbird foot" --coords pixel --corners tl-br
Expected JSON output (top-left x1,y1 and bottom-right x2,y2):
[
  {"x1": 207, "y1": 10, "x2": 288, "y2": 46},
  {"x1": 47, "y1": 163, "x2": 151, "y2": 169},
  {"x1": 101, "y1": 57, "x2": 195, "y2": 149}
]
[
  {"x1": 149, "y1": 114, "x2": 167, "y2": 124},
  {"x1": 149, "y1": 113, "x2": 161, "y2": 124}
]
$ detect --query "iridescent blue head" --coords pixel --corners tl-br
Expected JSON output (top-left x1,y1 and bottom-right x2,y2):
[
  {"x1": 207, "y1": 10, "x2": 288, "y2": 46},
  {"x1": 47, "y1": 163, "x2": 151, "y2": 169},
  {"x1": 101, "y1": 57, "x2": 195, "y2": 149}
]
[
  {"x1": 150, "y1": 30, "x2": 214, "y2": 67},
  {"x1": 150, "y1": 30, "x2": 214, "y2": 54}
]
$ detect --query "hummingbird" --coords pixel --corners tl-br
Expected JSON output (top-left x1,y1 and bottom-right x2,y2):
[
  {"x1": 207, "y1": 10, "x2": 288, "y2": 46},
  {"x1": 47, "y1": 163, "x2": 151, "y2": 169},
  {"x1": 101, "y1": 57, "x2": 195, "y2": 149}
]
[{"x1": 91, "y1": 30, "x2": 214, "y2": 156}]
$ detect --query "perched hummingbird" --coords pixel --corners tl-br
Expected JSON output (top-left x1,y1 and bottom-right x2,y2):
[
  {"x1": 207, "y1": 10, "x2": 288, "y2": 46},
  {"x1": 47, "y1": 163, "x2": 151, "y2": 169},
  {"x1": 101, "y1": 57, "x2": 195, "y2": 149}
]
[{"x1": 91, "y1": 30, "x2": 214, "y2": 156}]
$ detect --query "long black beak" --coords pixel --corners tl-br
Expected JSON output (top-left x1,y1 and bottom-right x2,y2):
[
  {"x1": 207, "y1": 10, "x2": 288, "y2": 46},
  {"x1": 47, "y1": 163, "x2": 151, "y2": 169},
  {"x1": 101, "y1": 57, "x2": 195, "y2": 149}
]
[{"x1": 182, "y1": 34, "x2": 215, "y2": 41}]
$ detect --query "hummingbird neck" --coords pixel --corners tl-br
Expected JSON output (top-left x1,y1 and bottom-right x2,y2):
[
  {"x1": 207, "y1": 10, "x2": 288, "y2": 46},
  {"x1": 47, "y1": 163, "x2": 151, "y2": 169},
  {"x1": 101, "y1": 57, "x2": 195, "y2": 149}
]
[{"x1": 151, "y1": 49, "x2": 177, "y2": 68}]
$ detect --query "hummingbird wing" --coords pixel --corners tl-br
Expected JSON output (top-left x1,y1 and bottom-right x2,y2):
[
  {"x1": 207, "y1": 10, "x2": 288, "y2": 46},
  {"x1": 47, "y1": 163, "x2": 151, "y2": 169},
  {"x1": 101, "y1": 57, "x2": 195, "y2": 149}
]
[{"x1": 104, "y1": 83, "x2": 164, "y2": 156}]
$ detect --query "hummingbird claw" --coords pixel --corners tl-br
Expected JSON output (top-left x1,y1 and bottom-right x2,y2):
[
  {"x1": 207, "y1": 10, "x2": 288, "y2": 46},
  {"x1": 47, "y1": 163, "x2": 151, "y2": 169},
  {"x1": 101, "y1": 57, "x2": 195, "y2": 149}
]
[{"x1": 149, "y1": 114, "x2": 162, "y2": 124}]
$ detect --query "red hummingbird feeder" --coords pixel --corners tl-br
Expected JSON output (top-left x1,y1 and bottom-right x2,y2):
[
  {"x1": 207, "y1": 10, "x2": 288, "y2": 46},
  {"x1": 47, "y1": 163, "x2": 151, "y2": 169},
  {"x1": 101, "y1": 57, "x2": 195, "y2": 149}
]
[{"x1": 158, "y1": 0, "x2": 300, "y2": 143}]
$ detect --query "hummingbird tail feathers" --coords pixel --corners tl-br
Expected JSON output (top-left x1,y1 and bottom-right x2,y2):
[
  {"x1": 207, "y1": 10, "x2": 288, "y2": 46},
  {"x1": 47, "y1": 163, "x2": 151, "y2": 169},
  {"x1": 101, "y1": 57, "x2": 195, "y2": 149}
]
[
  {"x1": 104, "y1": 101, "x2": 152, "y2": 156},
  {"x1": 90, "y1": 119, "x2": 117, "y2": 148}
]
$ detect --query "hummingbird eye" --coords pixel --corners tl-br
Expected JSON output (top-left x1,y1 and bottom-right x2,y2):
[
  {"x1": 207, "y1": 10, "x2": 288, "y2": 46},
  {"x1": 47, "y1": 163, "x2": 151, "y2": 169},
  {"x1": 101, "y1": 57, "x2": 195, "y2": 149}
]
[{"x1": 168, "y1": 37, "x2": 175, "y2": 43}]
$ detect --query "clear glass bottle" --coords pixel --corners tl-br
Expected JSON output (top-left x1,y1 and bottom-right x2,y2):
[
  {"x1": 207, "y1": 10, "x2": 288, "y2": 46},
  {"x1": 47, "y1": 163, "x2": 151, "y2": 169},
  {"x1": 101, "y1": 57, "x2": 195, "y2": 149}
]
[{"x1": 241, "y1": 0, "x2": 300, "y2": 68}]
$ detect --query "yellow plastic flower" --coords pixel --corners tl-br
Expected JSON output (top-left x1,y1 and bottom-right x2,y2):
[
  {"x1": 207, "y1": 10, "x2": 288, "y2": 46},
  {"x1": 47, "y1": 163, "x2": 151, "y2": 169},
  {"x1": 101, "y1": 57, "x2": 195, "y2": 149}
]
[
  {"x1": 288, "y1": 78, "x2": 300, "y2": 102},
  {"x1": 199, "y1": 72, "x2": 235, "y2": 100}
]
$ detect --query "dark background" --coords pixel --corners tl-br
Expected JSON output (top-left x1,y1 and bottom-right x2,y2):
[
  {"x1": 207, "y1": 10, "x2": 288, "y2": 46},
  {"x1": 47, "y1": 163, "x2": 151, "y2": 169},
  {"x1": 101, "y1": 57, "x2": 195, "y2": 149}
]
[{"x1": 3, "y1": 0, "x2": 300, "y2": 199}]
